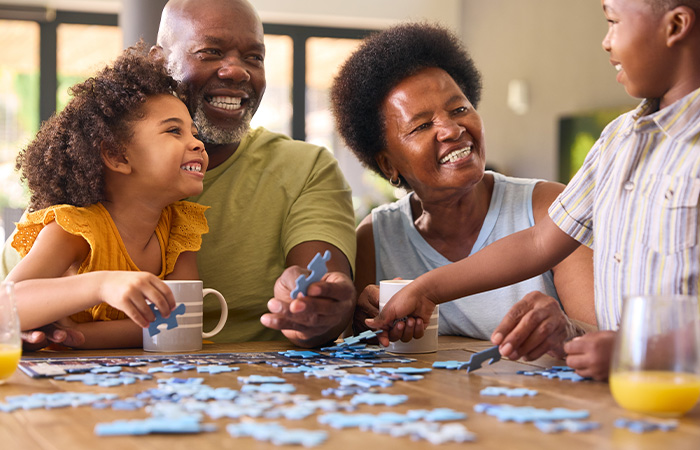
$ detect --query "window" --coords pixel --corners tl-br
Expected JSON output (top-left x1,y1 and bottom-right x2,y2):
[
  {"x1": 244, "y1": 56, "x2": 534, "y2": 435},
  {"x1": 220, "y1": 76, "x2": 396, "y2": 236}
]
[
  {"x1": 0, "y1": 19, "x2": 39, "y2": 241},
  {"x1": 56, "y1": 23, "x2": 122, "y2": 111}
]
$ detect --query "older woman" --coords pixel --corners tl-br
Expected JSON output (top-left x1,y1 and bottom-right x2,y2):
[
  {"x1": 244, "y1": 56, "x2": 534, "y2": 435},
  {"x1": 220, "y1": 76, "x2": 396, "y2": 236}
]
[{"x1": 331, "y1": 23, "x2": 596, "y2": 361}]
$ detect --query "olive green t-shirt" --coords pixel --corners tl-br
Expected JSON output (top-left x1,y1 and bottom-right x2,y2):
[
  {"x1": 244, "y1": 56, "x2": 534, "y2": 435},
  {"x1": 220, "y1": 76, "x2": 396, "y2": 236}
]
[{"x1": 189, "y1": 127, "x2": 356, "y2": 342}]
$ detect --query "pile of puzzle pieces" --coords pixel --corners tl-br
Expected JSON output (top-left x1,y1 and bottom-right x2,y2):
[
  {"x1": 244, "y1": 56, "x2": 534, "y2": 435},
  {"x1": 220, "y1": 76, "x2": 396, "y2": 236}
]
[{"x1": 2, "y1": 326, "x2": 682, "y2": 445}]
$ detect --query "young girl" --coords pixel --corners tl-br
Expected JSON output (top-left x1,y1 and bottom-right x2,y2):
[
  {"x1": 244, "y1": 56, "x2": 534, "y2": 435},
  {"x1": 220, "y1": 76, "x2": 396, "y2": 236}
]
[{"x1": 5, "y1": 43, "x2": 209, "y2": 349}]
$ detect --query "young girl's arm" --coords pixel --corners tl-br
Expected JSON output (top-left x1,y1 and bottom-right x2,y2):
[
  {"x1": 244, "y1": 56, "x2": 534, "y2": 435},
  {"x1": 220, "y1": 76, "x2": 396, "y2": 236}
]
[
  {"x1": 7, "y1": 222, "x2": 175, "y2": 330},
  {"x1": 368, "y1": 215, "x2": 581, "y2": 346},
  {"x1": 165, "y1": 251, "x2": 199, "y2": 280}
]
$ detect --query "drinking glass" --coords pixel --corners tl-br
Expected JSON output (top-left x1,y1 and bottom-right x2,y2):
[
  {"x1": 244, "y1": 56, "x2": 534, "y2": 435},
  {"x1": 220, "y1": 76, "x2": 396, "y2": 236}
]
[
  {"x1": 0, "y1": 282, "x2": 21, "y2": 384},
  {"x1": 610, "y1": 295, "x2": 700, "y2": 416}
]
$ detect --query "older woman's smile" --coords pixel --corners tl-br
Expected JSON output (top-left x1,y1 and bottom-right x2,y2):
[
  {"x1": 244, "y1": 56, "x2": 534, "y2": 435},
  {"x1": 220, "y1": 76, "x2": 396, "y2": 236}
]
[{"x1": 439, "y1": 145, "x2": 472, "y2": 164}]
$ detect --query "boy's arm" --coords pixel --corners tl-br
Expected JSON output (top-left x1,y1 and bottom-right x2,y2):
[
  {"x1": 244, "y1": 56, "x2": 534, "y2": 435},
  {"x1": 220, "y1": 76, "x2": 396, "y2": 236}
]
[{"x1": 369, "y1": 215, "x2": 581, "y2": 346}]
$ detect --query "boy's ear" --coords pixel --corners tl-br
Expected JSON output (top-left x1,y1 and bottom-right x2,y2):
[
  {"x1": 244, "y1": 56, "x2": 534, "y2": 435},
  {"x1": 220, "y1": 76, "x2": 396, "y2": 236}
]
[
  {"x1": 375, "y1": 151, "x2": 399, "y2": 182},
  {"x1": 666, "y1": 6, "x2": 696, "y2": 47},
  {"x1": 100, "y1": 142, "x2": 131, "y2": 175}
]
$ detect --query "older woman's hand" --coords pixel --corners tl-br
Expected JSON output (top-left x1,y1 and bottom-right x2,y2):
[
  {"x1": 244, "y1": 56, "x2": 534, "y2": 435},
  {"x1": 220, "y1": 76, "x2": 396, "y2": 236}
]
[
  {"x1": 490, "y1": 291, "x2": 584, "y2": 361},
  {"x1": 353, "y1": 284, "x2": 380, "y2": 335}
]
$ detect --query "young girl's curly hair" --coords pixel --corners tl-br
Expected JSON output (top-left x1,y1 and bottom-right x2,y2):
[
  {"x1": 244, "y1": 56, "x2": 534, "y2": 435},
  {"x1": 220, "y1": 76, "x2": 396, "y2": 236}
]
[{"x1": 16, "y1": 42, "x2": 180, "y2": 212}]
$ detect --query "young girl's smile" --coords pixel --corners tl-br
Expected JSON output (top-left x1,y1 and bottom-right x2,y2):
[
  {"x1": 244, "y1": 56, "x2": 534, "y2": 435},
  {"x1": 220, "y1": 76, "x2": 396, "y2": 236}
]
[{"x1": 125, "y1": 94, "x2": 208, "y2": 202}]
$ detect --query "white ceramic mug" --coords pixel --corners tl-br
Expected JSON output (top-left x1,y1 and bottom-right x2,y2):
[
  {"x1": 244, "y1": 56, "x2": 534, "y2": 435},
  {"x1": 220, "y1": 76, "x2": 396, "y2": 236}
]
[
  {"x1": 378, "y1": 279, "x2": 439, "y2": 354},
  {"x1": 142, "y1": 280, "x2": 228, "y2": 352}
]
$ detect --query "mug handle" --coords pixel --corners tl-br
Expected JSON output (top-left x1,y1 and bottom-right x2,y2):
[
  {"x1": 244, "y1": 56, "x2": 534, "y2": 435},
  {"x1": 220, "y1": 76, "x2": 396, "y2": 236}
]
[{"x1": 202, "y1": 288, "x2": 228, "y2": 338}]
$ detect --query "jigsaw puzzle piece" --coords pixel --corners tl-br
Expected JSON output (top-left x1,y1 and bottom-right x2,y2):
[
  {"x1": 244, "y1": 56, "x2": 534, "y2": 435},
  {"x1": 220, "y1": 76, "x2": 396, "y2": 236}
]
[
  {"x1": 290, "y1": 250, "x2": 331, "y2": 299},
  {"x1": 458, "y1": 345, "x2": 502, "y2": 373},
  {"x1": 147, "y1": 303, "x2": 187, "y2": 337}
]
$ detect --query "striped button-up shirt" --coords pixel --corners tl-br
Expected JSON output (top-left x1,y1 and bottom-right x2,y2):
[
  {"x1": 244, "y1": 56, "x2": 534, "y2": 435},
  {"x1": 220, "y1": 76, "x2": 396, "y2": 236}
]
[{"x1": 549, "y1": 87, "x2": 700, "y2": 331}]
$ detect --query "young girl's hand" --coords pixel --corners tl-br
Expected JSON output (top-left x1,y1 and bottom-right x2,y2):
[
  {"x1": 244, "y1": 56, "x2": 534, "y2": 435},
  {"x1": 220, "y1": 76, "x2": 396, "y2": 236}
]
[
  {"x1": 94, "y1": 272, "x2": 176, "y2": 328},
  {"x1": 365, "y1": 282, "x2": 435, "y2": 347}
]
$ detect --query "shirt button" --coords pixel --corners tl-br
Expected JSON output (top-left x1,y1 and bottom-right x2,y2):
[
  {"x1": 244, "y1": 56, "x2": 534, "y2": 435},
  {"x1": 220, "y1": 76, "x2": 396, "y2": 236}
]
[
  {"x1": 624, "y1": 181, "x2": 635, "y2": 191},
  {"x1": 614, "y1": 252, "x2": 622, "y2": 263},
  {"x1": 665, "y1": 189, "x2": 674, "y2": 200}
]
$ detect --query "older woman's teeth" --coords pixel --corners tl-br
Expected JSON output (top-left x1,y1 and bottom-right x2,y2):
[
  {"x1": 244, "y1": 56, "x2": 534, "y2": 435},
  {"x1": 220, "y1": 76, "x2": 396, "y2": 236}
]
[
  {"x1": 614, "y1": 64, "x2": 622, "y2": 72},
  {"x1": 439, "y1": 146, "x2": 472, "y2": 164},
  {"x1": 209, "y1": 96, "x2": 241, "y2": 110},
  {"x1": 181, "y1": 163, "x2": 202, "y2": 172}
]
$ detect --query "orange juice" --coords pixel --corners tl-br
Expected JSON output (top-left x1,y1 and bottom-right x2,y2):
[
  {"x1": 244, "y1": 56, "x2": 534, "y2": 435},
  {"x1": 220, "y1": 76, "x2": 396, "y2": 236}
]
[
  {"x1": 610, "y1": 370, "x2": 700, "y2": 415},
  {"x1": 0, "y1": 344, "x2": 21, "y2": 382}
]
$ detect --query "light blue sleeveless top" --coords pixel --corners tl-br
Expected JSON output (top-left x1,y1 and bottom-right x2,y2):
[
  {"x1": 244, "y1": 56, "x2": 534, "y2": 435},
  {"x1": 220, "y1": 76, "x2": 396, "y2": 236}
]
[{"x1": 372, "y1": 171, "x2": 560, "y2": 340}]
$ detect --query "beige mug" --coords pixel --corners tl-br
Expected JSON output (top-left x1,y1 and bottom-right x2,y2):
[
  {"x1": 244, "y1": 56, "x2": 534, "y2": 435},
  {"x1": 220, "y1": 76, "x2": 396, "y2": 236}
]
[
  {"x1": 142, "y1": 280, "x2": 228, "y2": 352},
  {"x1": 378, "y1": 279, "x2": 439, "y2": 354}
]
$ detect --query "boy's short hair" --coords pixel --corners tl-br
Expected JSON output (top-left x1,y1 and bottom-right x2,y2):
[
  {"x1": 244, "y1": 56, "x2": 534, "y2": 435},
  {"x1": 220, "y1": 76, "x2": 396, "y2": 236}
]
[
  {"x1": 646, "y1": 0, "x2": 700, "y2": 12},
  {"x1": 17, "y1": 42, "x2": 180, "y2": 211}
]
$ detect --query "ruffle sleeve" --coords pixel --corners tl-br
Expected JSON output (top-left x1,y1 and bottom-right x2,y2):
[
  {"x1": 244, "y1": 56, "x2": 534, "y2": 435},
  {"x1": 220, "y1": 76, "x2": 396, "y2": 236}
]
[
  {"x1": 163, "y1": 201, "x2": 209, "y2": 275},
  {"x1": 11, "y1": 205, "x2": 94, "y2": 257}
]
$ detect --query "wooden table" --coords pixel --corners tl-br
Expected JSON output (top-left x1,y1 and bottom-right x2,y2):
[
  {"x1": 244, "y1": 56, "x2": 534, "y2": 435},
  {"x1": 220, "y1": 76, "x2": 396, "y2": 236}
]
[{"x1": 1, "y1": 336, "x2": 698, "y2": 449}]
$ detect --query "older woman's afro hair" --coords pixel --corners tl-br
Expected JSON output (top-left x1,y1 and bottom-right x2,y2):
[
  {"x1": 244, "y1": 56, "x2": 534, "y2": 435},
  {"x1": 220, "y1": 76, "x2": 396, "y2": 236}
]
[{"x1": 330, "y1": 22, "x2": 482, "y2": 179}]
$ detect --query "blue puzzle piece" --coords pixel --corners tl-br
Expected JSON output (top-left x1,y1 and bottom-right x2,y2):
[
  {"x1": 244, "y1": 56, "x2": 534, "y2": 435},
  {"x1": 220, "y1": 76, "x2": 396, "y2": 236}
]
[
  {"x1": 407, "y1": 408, "x2": 468, "y2": 422},
  {"x1": 291, "y1": 250, "x2": 331, "y2": 299},
  {"x1": 614, "y1": 418, "x2": 678, "y2": 433},
  {"x1": 433, "y1": 360, "x2": 469, "y2": 370},
  {"x1": 350, "y1": 393, "x2": 408, "y2": 406},
  {"x1": 474, "y1": 403, "x2": 589, "y2": 423},
  {"x1": 147, "y1": 303, "x2": 187, "y2": 337},
  {"x1": 458, "y1": 345, "x2": 502, "y2": 373},
  {"x1": 535, "y1": 419, "x2": 600, "y2": 433},
  {"x1": 480, "y1": 386, "x2": 538, "y2": 397},
  {"x1": 337, "y1": 329, "x2": 383, "y2": 347},
  {"x1": 278, "y1": 350, "x2": 320, "y2": 359},
  {"x1": 95, "y1": 416, "x2": 216, "y2": 436}
]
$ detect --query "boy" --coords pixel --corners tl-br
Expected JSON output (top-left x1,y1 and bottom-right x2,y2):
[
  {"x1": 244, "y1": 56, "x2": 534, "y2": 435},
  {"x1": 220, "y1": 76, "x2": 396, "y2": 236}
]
[{"x1": 369, "y1": 0, "x2": 700, "y2": 381}]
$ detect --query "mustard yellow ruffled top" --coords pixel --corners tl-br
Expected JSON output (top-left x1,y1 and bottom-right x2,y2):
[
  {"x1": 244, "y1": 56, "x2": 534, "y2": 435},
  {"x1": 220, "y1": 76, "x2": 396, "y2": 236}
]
[{"x1": 11, "y1": 201, "x2": 209, "y2": 323}]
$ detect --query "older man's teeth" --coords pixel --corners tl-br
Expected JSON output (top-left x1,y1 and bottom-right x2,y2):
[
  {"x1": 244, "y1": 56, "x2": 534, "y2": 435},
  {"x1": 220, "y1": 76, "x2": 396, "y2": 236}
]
[
  {"x1": 181, "y1": 163, "x2": 202, "y2": 172},
  {"x1": 209, "y1": 96, "x2": 241, "y2": 110},
  {"x1": 439, "y1": 147, "x2": 472, "y2": 164},
  {"x1": 614, "y1": 64, "x2": 622, "y2": 72}
]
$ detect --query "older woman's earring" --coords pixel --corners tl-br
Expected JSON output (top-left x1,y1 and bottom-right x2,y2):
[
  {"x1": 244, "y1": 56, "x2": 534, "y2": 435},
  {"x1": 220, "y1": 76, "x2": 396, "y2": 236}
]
[{"x1": 389, "y1": 176, "x2": 401, "y2": 187}]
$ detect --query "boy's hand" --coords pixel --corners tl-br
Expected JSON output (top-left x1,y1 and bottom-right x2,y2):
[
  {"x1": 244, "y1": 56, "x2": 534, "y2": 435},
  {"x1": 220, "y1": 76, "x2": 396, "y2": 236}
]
[
  {"x1": 491, "y1": 291, "x2": 583, "y2": 361},
  {"x1": 365, "y1": 283, "x2": 434, "y2": 347},
  {"x1": 96, "y1": 272, "x2": 175, "y2": 328},
  {"x1": 564, "y1": 330, "x2": 617, "y2": 380}
]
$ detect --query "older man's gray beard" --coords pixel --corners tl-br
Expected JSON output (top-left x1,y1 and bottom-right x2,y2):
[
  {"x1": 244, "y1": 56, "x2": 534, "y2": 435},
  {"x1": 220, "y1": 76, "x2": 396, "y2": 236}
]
[{"x1": 192, "y1": 103, "x2": 255, "y2": 145}]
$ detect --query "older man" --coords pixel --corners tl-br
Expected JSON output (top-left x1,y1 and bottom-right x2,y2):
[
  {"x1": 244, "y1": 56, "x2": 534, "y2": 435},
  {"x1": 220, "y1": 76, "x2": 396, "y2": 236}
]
[{"x1": 153, "y1": 0, "x2": 356, "y2": 347}]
